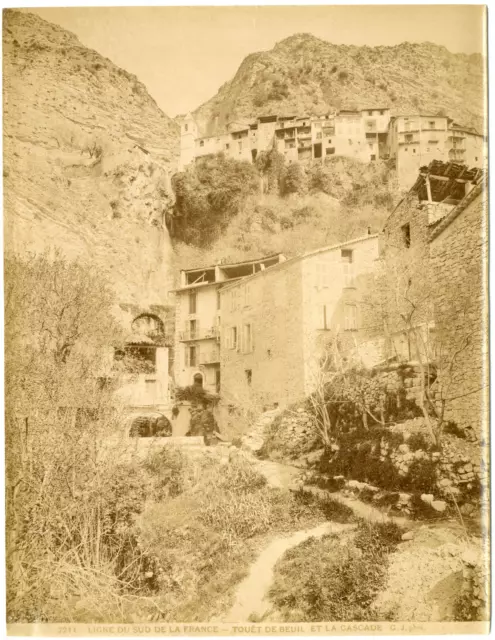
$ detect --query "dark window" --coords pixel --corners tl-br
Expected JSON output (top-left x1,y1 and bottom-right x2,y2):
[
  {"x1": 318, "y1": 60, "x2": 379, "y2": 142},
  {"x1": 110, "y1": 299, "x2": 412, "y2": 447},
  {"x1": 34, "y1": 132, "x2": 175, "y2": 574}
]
[
  {"x1": 371, "y1": 154, "x2": 376, "y2": 161},
  {"x1": 369, "y1": 111, "x2": 373, "y2": 116},
  {"x1": 341, "y1": 249, "x2": 353, "y2": 263},
  {"x1": 380, "y1": 110, "x2": 384, "y2": 115},
  {"x1": 189, "y1": 319, "x2": 197, "y2": 339},
  {"x1": 245, "y1": 369, "x2": 252, "y2": 386},
  {"x1": 199, "y1": 140, "x2": 204, "y2": 147},
  {"x1": 189, "y1": 291, "x2": 197, "y2": 314},
  {"x1": 189, "y1": 346, "x2": 197, "y2": 367},
  {"x1": 225, "y1": 143, "x2": 230, "y2": 150},
  {"x1": 184, "y1": 124, "x2": 188, "y2": 132},
  {"x1": 402, "y1": 223, "x2": 411, "y2": 248},
  {"x1": 217, "y1": 290, "x2": 221, "y2": 310}
]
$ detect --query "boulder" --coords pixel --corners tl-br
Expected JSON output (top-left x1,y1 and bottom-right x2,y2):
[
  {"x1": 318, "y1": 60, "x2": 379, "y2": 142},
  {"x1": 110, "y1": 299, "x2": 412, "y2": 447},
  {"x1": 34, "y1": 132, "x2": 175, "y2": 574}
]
[
  {"x1": 421, "y1": 493, "x2": 434, "y2": 504},
  {"x1": 431, "y1": 500, "x2": 447, "y2": 512},
  {"x1": 401, "y1": 531, "x2": 414, "y2": 541}
]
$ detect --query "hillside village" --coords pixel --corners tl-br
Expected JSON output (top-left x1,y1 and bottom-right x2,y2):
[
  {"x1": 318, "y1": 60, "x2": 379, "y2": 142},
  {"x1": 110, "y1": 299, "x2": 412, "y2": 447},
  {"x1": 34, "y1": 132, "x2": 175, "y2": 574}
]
[
  {"x1": 179, "y1": 109, "x2": 485, "y2": 189},
  {"x1": 4, "y1": 8, "x2": 489, "y2": 629}
]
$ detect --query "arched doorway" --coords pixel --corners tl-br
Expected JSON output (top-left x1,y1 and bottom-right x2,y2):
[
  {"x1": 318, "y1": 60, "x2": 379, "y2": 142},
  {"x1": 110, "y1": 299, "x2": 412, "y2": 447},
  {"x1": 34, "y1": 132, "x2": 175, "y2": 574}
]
[{"x1": 193, "y1": 372, "x2": 203, "y2": 388}]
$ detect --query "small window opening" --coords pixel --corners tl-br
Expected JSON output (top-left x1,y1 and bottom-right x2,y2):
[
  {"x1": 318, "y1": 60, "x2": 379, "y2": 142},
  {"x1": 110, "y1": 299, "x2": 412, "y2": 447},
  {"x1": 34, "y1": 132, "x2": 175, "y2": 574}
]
[
  {"x1": 189, "y1": 346, "x2": 197, "y2": 367},
  {"x1": 189, "y1": 291, "x2": 197, "y2": 314},
  {"x1": 189, "y1": 319, "x2": 197, "y2": 339},
  {"x1": 245, "y1": 369, "x2": 252, "y2": 386},
  {"x1": 402, "y1": 223, "x2": 411, "y2": 248}
]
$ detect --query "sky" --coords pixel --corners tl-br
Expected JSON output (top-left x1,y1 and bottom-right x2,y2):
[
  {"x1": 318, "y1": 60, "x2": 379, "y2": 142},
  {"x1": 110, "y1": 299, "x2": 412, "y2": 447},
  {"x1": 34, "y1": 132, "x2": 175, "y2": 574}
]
[{"x1": 25, "y1": 5, "x2": 486, "y2": 118}]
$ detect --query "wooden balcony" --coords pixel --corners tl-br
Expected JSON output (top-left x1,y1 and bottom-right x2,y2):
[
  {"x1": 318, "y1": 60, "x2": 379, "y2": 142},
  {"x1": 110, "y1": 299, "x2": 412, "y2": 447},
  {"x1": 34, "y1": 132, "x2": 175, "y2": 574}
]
[{"x1": 179, "y1": 326, "x2": 219, "y2": 342}]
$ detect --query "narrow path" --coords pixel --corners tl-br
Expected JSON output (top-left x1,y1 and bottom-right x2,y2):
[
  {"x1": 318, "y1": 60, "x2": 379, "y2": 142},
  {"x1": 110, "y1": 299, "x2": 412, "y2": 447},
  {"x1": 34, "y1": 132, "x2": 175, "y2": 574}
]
[
  {"x1": 300, "y1": 485, "x2": 412, "y2": 529},
  {"x1": 223, "y1": 521, "x2": 354, "y2": 623},
  {"x1": 253, "y1": 453, "x2": 412, "y2": 528}
]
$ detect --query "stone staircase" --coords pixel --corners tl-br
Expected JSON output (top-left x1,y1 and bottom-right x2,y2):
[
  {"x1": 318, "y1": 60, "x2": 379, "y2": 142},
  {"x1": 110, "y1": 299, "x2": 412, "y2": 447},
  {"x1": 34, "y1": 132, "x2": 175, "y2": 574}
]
[{"x1": 241, "y1": 407, "x2": 282, "y2": 454}]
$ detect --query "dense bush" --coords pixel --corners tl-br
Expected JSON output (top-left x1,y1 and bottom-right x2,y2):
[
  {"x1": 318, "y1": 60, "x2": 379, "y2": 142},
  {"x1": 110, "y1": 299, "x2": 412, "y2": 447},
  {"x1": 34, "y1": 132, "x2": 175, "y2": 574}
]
[
  {"x1": 171, "y1": 153, "x2": 260, "y2": 246},
  {"x1": 269, "y1": 520, "x2": 402, "y2": 621},
  {"x1": 4, "y1": 252, "x2": 163, "y2": 622},
  {"x1": 282, "y1": 162, "x2": 307, "y2": 196}
]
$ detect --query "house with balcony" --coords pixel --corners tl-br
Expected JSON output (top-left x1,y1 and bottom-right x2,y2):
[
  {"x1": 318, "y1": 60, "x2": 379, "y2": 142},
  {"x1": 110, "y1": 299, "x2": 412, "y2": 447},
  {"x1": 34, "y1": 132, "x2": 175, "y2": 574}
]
[
  {"x1": 387, "y1": 115, "x2": 486, "y2": 189},
  {"x1": 219, "y1": 232, "x2": 380, "y2": 410},
  {"x1": 173, "y1": 254, "x2": 286, "y2": 394}
]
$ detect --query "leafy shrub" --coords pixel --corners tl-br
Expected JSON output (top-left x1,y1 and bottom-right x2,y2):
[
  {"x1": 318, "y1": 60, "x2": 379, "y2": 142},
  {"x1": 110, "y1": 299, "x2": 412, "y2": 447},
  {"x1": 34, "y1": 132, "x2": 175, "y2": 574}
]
[
  {"x1": 282, "y1": 162, "x2": 307, "y2": 196},
  {"x1": 269, "y1": 520, "x2": 401, "y2": 621},
  {"x1": 267, "y1": 79, "x2": 290, "y2": 101},
  {"x1": 170, "y1": 154, "x2": 260, "y2": 246}
]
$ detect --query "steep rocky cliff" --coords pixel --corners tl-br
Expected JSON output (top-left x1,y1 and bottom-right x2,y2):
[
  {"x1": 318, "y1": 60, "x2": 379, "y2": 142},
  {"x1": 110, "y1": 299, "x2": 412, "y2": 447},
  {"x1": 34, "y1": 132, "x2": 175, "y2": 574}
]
[
  {"x1": 193, "y1": 33, "x2": 485, "y2": 135},
  {"x1": 3, "y1": 9, "x2": 180, "y2": 304}
]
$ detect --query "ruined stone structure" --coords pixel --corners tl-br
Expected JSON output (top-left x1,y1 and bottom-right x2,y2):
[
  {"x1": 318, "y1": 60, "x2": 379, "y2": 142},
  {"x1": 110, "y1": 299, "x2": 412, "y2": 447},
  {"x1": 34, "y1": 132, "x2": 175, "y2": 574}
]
[
  {"x1": 377, "y1": 161, "x2": 487, "y2": 438},
  {"x1": 111, "y1": 303, "x2": 175, "y2": 413}
]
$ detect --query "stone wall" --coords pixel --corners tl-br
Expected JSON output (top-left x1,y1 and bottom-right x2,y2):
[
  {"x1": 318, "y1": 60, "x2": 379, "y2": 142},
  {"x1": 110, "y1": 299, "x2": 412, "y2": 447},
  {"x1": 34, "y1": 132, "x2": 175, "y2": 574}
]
[
  {"x1": 220, "y1": 259, "x2": 306, "y2": 410},
  {"x1": 429, "y1": 190, "x2": 488, "y2": 440}
]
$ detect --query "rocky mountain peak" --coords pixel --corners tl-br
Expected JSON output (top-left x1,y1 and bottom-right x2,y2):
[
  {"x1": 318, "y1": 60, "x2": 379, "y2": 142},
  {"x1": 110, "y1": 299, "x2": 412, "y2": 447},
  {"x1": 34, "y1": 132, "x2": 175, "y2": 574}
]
[{"x1": 193, "y1": 34, "x2": 485, "y2": 135}]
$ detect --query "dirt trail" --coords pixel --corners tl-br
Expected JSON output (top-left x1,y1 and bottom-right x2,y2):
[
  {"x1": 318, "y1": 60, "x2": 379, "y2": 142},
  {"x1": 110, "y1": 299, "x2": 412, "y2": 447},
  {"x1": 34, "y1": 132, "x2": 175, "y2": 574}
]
[{"x1": 223, "y1": 521, "x2": 354, "y2": 623}]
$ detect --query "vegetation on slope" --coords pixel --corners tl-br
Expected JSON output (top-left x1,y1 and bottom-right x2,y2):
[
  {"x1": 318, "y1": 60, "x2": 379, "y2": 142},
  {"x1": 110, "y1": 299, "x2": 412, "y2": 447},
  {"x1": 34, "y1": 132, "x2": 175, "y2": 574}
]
[
  {"x1": 268, "y1": 520, "x2": 403, "y2": 621},
  {"x1": 5, "y1": 252, "x2": 354, "y2": 623},
  {"x1": 171, "y1": 152, "x2": 399, "y2": 271}
]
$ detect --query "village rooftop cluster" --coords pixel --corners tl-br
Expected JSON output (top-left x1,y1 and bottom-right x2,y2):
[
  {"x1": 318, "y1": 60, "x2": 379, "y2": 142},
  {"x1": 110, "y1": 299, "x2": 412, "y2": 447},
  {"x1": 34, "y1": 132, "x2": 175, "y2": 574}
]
[{"x1": 179, "y1": 109, "x2": 485, "y2": 189}]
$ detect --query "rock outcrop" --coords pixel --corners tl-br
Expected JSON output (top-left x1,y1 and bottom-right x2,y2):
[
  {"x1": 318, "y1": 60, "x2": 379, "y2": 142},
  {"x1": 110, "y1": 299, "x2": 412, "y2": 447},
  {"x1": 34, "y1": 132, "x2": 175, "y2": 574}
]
[
  {"x1": 193, "y1": 33, "x2": 485, "y2": 136},
  {"x1": 3, "y1": 9, "x2": 180, "y2": 304}
]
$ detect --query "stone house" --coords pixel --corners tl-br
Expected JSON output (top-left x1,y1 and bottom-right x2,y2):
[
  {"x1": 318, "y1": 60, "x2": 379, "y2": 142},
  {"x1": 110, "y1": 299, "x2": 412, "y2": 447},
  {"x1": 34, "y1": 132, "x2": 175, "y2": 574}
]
[
  {"x1": 219, "y1": 233, "x2": 380, "y2": 410},
  {"x1": 173, "y1": 254, "x2": 286, "y2": 394},
  {"x1": 387, "y1": 115, "x2": 486, "y2": 189},
  {"x1": 375, "y1": 161, "x2": 487, "y2": 438}
]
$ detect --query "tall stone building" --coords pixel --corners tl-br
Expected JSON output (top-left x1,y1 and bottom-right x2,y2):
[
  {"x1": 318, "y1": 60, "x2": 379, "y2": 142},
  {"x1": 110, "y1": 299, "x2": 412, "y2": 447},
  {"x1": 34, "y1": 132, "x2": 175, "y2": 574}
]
[
  {"x1": 173, "y1": 254, "x2": 286, "y2": 394},
  {"x1": 219, "y1": 233, "x2": 380, "y2": 410}
]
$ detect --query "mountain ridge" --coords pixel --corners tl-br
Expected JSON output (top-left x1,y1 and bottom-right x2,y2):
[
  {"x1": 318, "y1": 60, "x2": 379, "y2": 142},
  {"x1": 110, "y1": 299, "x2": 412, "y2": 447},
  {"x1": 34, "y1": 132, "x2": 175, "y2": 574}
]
[{"x1": 192, "y1": 33, "x2": 485, "y2": 136}]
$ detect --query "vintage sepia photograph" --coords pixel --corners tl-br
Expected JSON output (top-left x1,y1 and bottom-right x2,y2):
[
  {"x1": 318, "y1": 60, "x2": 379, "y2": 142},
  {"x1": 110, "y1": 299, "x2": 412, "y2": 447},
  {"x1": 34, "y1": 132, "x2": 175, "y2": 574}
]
[{"x1": 3, "y1": 3, "x2": 489, "y2": 635}]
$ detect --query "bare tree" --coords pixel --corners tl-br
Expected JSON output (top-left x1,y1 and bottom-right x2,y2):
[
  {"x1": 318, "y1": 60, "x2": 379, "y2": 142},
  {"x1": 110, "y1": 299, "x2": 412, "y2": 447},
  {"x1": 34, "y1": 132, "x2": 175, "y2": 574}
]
[{"x1": 363, "y1": 245, "x2": 480, "y2": 447}]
